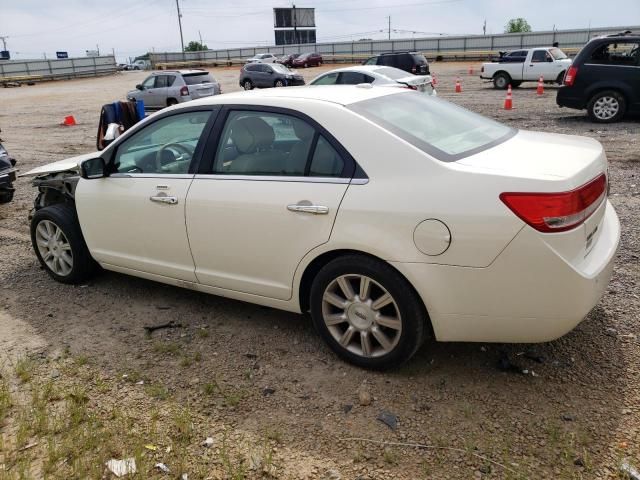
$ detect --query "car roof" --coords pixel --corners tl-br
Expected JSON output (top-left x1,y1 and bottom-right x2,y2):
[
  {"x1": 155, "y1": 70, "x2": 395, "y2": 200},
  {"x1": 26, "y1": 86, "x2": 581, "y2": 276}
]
[
  {"x1": 314, "y1": 65, "x2": 410, "y2": 78},
  {"x1": 188, "y1": 85, "x2": 401, "y2": 107},
  {"x1": 153, "y1": 69, "x2": 208, "y2": 75}
]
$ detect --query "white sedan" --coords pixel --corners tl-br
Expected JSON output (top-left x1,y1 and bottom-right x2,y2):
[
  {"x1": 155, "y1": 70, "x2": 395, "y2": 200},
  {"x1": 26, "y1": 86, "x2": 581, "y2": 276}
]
[
  {"x1": 24, "y1": 86, "x2": 619, "y2": 369},
  {"x1": 245, "y1": 53, "x2": 278, "y2": 64},
  {"x1": 310, "y1": 65, "x2": 435, "y2": 94}
]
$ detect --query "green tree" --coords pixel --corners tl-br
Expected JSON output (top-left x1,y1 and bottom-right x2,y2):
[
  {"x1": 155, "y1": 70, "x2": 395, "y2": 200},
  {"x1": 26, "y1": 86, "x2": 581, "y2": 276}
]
[
  {"x1": 185, "y1": 41, "x2": 208, "y2": 52},
  {"x1": 504, "y1": 18, "x2": 532, "y2": 33}
]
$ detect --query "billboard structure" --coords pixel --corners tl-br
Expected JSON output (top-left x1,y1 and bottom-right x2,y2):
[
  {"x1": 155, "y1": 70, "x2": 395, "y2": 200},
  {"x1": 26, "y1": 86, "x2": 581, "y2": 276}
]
[{"x1": 273, "y1": 6, "x2": 316, "y2": 46}]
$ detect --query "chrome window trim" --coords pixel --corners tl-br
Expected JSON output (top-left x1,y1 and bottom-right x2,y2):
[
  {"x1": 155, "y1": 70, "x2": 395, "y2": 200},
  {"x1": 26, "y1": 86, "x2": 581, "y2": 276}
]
[
  {"x1": 193, "y1": 174, "x2": 351, "y2": 184},
  {"x1": 582, "y1": 63, "x2": 640, "y2": 68},
  {"x1": 110, "y1": 173, "x2": 195, "y2": 179}
]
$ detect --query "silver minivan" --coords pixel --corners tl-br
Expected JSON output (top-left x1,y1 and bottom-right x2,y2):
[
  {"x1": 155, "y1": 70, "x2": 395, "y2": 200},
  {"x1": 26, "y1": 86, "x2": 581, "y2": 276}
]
[{"x1": 126, "y1": 70, "x2": 221, "y2": 110}]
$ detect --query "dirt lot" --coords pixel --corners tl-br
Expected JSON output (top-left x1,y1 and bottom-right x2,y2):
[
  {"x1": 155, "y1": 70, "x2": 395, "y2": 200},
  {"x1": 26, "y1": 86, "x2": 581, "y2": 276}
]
[{"x1": 0, "y1": 63, "x2": 639, "y2": 479}]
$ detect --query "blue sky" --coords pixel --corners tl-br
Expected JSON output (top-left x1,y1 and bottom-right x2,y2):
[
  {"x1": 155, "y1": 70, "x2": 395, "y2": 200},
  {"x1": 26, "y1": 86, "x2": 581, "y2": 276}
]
[{"x1": 1, "y1": 0, "x2": 639, "y2": 62}]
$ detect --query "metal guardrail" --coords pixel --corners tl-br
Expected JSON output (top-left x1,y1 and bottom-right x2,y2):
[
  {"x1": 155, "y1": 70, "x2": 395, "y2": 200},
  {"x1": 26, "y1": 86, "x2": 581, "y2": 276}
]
[
  {"x1": 0, "y1": 55, "x2": 117, "y2": 84},
  {"x1": 150, "y1": 25, "x2": 639, "y2": 67}
]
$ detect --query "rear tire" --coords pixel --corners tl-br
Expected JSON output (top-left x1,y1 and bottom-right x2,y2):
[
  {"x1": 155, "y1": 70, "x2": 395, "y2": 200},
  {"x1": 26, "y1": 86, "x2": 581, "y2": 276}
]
[
  {"x1": 587, "y1": 90, "x2": 626, "y2": 123},
  {"x1": 493, "y1": 72, "x2": 511, "y2": 89},
  {"x1": 30, "y1": 204, "x2": 98, "y2": 284},
  {"x1": 166, "y1": 98, "x2": 178, "y2": 107},
  {"x1": 309, "y1": 255, "x2": 428, "y2": 369}
]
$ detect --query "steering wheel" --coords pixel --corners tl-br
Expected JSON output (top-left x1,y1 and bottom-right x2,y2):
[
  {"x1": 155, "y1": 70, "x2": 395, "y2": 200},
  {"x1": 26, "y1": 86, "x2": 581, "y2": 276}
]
[{"x1": 155, "y1": 143, "x2": 195, "y2": 171}]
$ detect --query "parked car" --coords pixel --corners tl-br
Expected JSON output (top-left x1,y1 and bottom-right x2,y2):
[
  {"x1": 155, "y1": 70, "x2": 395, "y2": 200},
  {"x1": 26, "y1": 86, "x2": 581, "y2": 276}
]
[
  {"x1": 126, "y1": 70, "x2": 221, "y2": 110},
  {"x1": 480, "y1": 47, "x2": 572, "y2": 89},
  {"x1": 246, "y1": 53, "x2": 278, "y2": 64},
  {"x1": 23, "y1": 86, "x2": 619, "y2": 369},
  {"x1": 0, "y1": 129, "x2": 17, "y2": 204},
  {"x1": 124, "y1": 60, "x2": 150, "y2": 71},
  {"x1": 557, "y1": 32, "x2": 640, "y2": 123},
  {"x1": 277, "y1": 53, "x2": 300, "y2": 67},
  {"x1": 292, "y1": 52, "x2": 323, "y2": 68},
  {"x1": 239, "y1": 63, "x2": 304, "y2": 90},
  {"x1": 363, "y1": 51, "x2": 429, "y2": 75},
  {"x1": 310, "y1": 65, "x2": 435, "y2": 94}
]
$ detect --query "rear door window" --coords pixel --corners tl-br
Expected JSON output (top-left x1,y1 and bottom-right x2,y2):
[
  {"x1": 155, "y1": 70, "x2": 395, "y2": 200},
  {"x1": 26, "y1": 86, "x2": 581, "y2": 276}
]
[
  {"x1": 337, "y1": 72, "x2": 374, "y2": 84},
  {"x1": 379, "y1": 55, "x2": 395, "y2": 67},
  {"x1": 155, "y1": 76, "x2": 168, "y2": 88},
  {"x1": 589, "y1": 42, "x2": 640, "y2": 65}
]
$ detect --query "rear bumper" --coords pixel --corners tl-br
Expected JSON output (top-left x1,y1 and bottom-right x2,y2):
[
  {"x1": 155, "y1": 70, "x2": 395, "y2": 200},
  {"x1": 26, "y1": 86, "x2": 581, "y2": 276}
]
[
  {"x1": 393, "y1": 201, "x2": 620, "y2": 343},
  {"x1": 556, "y1": 87, "x2": 586, "y2": 110}
]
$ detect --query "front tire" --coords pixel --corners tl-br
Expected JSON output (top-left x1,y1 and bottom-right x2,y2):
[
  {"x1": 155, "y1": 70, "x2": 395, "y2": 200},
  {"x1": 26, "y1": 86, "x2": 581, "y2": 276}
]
[
  {"x1": 310, "y1": 255, "x2": 428, "y2": 369},
  {"x1": 493, "y1": 72, "x2": 511, "y2": 89},
  {"x1": 30, "y1": 204, "x2": 97, "y2": 284},
  {"x1": 243, "y1": 80, "x2": 253, "y2": 90},
  {"x1": 587, "y1": 90, "x2": 626, "y2": 123}
]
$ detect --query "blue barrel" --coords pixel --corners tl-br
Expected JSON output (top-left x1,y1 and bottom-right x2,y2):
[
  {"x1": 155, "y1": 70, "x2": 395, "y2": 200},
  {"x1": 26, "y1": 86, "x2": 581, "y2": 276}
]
[{"x1": 136, "y1": 100, "x2": 145, "y2": 121}]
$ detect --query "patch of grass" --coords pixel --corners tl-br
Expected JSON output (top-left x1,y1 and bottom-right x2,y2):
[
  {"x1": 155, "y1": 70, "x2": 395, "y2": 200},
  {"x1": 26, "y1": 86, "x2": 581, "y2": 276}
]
[
  {"x1": 74, "y1": 355, "x2": 89, "y2": 367},
  {"x1": 152, "y1": 341, "x2": 181, "y2": 355},
  {"x1": 0, "y1": 377, "x2": 12, "y2": 421},
  {"x1": 197, "y1": 328, "x2": 209, "y2": 338},
  {"x1": 15, "y1": 357, "x2": 35, "y2": 383},
  {"x1": 180, "y1": 356, "x2": 194, "y2": 368},
  {"x1": 383, "y1": 447, "x2": 398, "y2": 465},
  {"x1": 121, "y1": 369, "x2": 142, "y2": 383},
  {"x1": 203, "y1": 381, "x2": 219, "y2": 395},
  {"x1": 220, "y1": 433, "x2": 247, "y2": 480},
  {"x1": 145, "y1": 383, "x2": 170, "y2": 400},
  {"x1": 223, "y1": 389, "x2": 245, "y2": 408},
  {"x1": 264, "y1": 427, "x2": 283, "y2": 444},
  {"x1": 194, "y1": 351, "x2": 202, "y2": 362},
  {"x1": 172, "y1": 408, "x2": 194, "y2": 444}
]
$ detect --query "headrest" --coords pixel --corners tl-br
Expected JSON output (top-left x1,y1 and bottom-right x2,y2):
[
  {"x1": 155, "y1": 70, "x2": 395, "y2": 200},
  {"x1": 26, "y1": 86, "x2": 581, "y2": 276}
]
[
  {"x1": 291, "y1": 118, "x2": 314, "y2": 141},
  {"x1": 230, "y1": 116, "x2": 275, "y2": 154}
]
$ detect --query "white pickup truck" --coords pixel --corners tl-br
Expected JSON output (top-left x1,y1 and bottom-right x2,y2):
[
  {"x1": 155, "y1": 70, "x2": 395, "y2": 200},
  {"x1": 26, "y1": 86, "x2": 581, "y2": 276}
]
[{"x1": 480, "y1": 47, "x2": 573, "y2": 89}]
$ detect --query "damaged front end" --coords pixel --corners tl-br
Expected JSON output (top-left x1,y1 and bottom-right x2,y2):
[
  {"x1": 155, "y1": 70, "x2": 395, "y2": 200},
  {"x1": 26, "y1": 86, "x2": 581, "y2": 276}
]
[
  {"x1": 0, "y1": 134, "x2": 17, "y2": 204},
  {"x1": 31, "y1": 170, "x2": 79, "y2": 216}
]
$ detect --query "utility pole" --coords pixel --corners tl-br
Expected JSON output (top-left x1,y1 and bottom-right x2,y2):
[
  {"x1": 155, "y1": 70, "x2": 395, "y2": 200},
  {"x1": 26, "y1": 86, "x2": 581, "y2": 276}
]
[
  {"x1": 292, "y1": 4, "x2": 298, "y2": 45},
  {"x1": 96, "y1": 44, "x2": 100, "y2": 55},
  {"x1": 198, "y1": 30, "x2": 203, "y2": 49},
  {"x1": 387, "y1": 16, "x2": 391, "y2": 40},
  {"x1": 176, "y1": 0, "x2": 185, "y2": 52},
  {"x1": 483, "y1": 19, "x2": 486, "y2": 35},
  {"x1": 0, "y1": 36, "x2": 7, "y2": 51}
]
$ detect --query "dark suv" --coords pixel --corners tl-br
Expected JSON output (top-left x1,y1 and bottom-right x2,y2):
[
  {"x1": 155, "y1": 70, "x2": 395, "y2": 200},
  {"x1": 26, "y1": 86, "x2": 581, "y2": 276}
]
[
  {"x1": 363, "y1": 51, "x2": 429, "y2": 75},
  {"x1": 557, "y1": 32, "x2": 640, "y2": 122}
]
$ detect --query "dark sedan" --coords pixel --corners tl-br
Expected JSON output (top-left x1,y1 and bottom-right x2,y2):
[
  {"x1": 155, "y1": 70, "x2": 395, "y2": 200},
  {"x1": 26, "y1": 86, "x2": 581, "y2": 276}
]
[
  {"x1": 278, "y1": 53, "x2": 300, "y2": 67},
  {"x1": 292, "y1": 52, "x2": 323, "y2": 68},
  {"x1": 239, "y1": 63, "x2": 305, "y2": 90}
]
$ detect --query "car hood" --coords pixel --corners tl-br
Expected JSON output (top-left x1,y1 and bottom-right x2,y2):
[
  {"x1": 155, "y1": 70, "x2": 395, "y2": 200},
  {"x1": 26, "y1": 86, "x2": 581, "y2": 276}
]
[{"x1": 21, "y1": 152, "x2": 98, "y2": 177}]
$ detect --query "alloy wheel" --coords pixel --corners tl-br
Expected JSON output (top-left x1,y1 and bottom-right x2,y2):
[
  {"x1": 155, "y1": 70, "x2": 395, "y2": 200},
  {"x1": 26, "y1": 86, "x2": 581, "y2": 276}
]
[
  {"x1": 593, "y1": 96, "x2": 619, "y2": 120},
  {"x1": 35, "y1": 220, "x2": 73, "y2": 276},
  {"x1": 243, "y1": 81, "x2": 252, "y2": 90},
  {"x1": 322, "y1": 274, "x2": 402, "y2": 358},
  {"x1": 275, "y1": 80, "x2": 284, "y2": 87}
]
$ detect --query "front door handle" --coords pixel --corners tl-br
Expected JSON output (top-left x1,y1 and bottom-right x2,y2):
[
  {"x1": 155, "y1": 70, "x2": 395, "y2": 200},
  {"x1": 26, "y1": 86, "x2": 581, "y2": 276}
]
[
  {"x1": 287, "y1": 204, "x2": 329, "y2": 215},
  {"x1": 150, "y1": 195, "x2": 178, "y2": 205}
]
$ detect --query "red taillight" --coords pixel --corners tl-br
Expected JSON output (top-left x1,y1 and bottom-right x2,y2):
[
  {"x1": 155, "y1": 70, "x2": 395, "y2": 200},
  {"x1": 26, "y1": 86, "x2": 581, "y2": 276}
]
[
  {"x1": 499, "y1": 174, "x2": 607, "y2": 233},
  {"x1": 564, "y1": 66, "x2": 578, "y2": 86},
  {"x1": 180, "y1": 86, "x2": 189, "y2": 96}
]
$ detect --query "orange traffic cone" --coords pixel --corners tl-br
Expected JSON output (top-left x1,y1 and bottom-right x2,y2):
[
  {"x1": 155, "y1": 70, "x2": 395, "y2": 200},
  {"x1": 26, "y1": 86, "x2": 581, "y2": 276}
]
[
  {"x1": 536, "y1": 76, "x2": 544, "y2": 95},
  {"x1": 504, "y1": 84, "x2": 513, "y2": 110},
  {"x1": 468, "y1": 65, "x2": 474, "y2": 75},
  {"x1": 455, "y1": 77, "x2": 462, "y2": 93},
  {"x1": 62, "y1": 115, "x2": 77, "y2": 126}
]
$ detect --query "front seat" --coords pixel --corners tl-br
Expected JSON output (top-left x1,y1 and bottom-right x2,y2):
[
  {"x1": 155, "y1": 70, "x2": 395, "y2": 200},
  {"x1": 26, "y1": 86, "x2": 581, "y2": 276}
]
[{"x1": 226, "y1": 116, "x2": 286, "y2": 175}]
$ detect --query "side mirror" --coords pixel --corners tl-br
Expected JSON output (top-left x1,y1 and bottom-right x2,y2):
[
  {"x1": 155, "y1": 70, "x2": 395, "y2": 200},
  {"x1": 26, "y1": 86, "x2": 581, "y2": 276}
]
[
  {"x1": 136, "y1": 84, "x2": 144, "y2": 90},
  {"x1": 268, "y1": 70, "x2": 274, "y2": 74},
  {"x1": 547, "y1": 56, "x2": 553, "y2": 62},
  {"x1": 80, "y1": 157, "x2": 107, "y2": 179}
]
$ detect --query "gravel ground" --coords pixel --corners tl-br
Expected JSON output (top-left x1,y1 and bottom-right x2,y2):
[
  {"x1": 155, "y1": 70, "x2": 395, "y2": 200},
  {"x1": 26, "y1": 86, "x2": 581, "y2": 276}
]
[{"x1": 0, "y1": 63, "x2": 639, "y2": 479}]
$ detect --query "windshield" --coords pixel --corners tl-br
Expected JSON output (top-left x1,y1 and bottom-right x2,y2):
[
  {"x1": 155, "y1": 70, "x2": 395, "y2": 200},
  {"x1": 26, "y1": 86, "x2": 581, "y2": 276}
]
[
  {"x1": 272, "y1": 64, "x2": 292, "y2": 73},
  {"x1": 349, "y1": 92, "x2": 514, "y2": 161},
  {"x1": 375, "y1": 67, "x2": 410, "y2": 80},
  {"x1": 549, "y1": 47, "x2": 568, "y2": 60},
  {"x1": 183, "y1": 73, "x2": 214, "y2": 85}
]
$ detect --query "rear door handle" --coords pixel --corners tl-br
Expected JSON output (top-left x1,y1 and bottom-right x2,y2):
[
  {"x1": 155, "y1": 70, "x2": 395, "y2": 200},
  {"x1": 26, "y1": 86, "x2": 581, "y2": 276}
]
[
  {"x1": 287, "y1": 204, "x2": 329, "y2": 215},
  {"x1": 150, "y1": 195, "x2": 178, "y2": 205}
]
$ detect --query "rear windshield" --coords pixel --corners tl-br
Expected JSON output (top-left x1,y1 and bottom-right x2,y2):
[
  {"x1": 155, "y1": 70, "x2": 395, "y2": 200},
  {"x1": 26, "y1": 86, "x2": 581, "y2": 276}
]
[
  {"x1": 411, "y1": 53, "x2": 428, "y2": 64},
  {"x1": 183, "y1": 73, "x2": 215, "y2": 85},
  {"x1": 375, "y1": 67, "x2": 409, "y2": 80},
  {"x1": 549, "y1": 47, "x2": 568, "y2": 60},
  {"x1": 349, "y1": 92, "x2": 514, "y2": 161}
]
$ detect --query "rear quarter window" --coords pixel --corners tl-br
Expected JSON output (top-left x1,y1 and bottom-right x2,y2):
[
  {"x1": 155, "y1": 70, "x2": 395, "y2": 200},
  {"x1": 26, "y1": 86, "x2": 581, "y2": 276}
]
[
  {"x1": 588, "y1": 42, "x2": 640, "y2": 65},
  {"x1": 349, "y1": 92, "x2": 515, "y2": 161}
]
